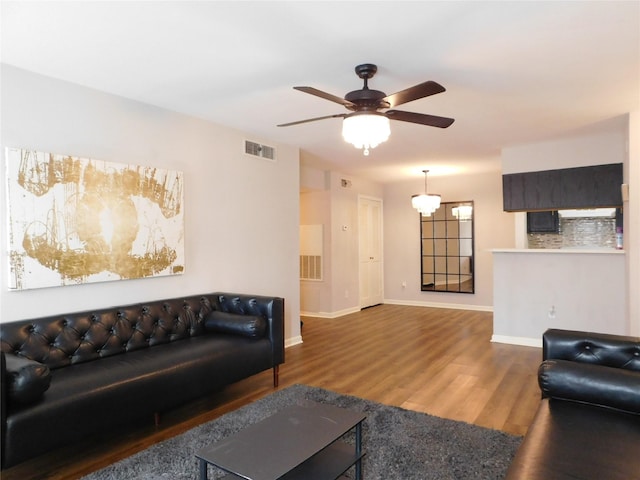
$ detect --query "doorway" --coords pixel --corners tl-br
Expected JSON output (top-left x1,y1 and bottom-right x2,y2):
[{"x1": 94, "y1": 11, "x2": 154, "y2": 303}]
[{"x1": 358, "y1": 195, "x2": 384, "y2": 308}]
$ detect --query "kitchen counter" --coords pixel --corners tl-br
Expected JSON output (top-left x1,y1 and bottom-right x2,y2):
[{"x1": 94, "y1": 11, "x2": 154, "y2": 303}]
[
  {"x1": 492, "y1": 249, "x2": 626, "y2": 347},
  {"x1": 492, "y1": 248, "x2": 624, "y2": 254}
]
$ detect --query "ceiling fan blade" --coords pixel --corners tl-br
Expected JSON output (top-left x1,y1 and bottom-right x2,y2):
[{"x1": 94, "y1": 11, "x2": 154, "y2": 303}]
[
  {"x1": 294, "y1": 86, "x2": 355, "y2": 108},
  {"x1": 383, "y1": 81, "x2": 446, "y2": 108},
  {"x1": 386, "y1": 110, "x2": 455, "y2": 128},
  {"x1": 278, "y1": 113, "x2": 347, "y2": 127}
]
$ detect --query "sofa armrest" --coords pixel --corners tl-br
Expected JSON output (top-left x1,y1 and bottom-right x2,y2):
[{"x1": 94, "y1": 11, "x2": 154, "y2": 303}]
[
  {"x1": 213, "y1": 293, "x2": 285, "y2": 366},
  {"x1": 539, "y1": 359, "x2": 640, "y2": 414},
  {"x1": 542, "y1": 328, "x2": 640, "y2": 371},
  {"x1": 204, "y1": 311, "x2": 267, "y2": 338},
  {"x1": 2, "y1": 351, "x2": 51, "y2": 405}
]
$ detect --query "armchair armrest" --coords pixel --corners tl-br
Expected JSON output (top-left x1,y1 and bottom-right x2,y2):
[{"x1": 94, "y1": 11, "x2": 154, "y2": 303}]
[{"x1": 539, "y1": 359, "x2": 640, "y2": 414}]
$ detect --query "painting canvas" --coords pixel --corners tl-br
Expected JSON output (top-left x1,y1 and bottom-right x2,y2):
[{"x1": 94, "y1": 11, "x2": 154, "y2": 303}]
[{"x1": 5, "y1": 148, "x2": 184, "y2": 290}]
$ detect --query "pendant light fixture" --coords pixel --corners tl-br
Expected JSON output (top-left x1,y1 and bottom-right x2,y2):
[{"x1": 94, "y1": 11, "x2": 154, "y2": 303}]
[
  {"x1": 341, "y1": 112, "x2": 390, "y2": 156},
  {"x1": 411, "y1": 169, "x2": 441, "y2": 216}
]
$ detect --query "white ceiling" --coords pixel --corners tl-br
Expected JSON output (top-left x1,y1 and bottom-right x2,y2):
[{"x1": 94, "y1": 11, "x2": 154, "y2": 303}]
[{"x1": 1, "y1": 1, "x2": 639, "y2": 183}]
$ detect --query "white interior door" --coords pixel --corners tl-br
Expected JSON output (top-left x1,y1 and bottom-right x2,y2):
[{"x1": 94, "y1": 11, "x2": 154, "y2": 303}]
[{"x1": 359, "y1": 196, "x2": 383, "y2": 308}]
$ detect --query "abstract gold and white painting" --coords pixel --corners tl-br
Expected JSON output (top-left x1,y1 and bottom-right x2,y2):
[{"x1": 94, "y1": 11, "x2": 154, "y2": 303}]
[{"x1": 5, "y1": 148, "x2": 184, "y2": 290}]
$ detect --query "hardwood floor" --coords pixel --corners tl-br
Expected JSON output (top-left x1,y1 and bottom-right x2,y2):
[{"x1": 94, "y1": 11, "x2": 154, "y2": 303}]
[{"x1": 2, "y1": 304, "x2": 542, "y2": 480}]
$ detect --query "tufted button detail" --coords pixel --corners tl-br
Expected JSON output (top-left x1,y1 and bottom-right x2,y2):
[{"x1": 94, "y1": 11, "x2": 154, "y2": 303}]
[{"x1": 584, "y1": 345, "x2": 591, "y2": 350}]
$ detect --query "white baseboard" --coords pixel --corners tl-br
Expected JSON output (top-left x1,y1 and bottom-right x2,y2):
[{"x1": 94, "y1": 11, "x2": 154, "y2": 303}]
[
  {"x1": 384, "y1": 298, "x2": 493, "y2": 312},
  {"x1": 491, "y1": 334, "x2": 541, "y2": 348},
  {"x1": 300, "y1": 306, "x2": 361, "y2": 319},
  {"x1": 301, "y1": 301, "x2": 491, "y2": 318},
  {"x1": 285, "y1": 335, "x2": 303, "y2": 348}
]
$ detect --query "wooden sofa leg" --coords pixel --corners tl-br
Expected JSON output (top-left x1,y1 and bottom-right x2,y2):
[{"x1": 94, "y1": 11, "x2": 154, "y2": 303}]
[
  {"x1": 273, "y1": 365, "x2": 279, "y2": 388},
  {"x1": 154, "y1": 412, "x2": 161, "y2": 427}
]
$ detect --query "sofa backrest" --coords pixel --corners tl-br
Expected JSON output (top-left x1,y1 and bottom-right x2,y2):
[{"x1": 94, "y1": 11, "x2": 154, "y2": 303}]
[{"x1": 0, "y1": 295, "x2": 215, "y2": 369}]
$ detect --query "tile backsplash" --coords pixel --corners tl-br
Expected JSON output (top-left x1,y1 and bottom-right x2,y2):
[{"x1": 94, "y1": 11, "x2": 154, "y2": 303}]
[{"x1": 528, "y1": 217, "x2": 617, "y2": 249}]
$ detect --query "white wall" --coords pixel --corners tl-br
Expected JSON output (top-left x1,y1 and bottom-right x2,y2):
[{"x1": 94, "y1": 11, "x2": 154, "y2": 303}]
[
  {"x1": 299, "y1": 165, "x2": 383, "y2": 317},
  {"x1": 628, "y1": 111, "x2": 640, "y2": 335},
  {"x1": 0, "y1": 65, "x2": 301, "y2": 345},
  {"x1": 384, "y1": 170, "x2": 513, "y2": 310},
  {"x1": 300, "y1": 187, "x2": 332, "y2": 315},
  {"x1": 502, "y1": 116, "x2": 628, "y2": 173}
]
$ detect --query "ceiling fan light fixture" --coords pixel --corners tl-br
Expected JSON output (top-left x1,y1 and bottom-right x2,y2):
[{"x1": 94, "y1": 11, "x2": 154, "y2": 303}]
[
  {"x1": 342, "y1": 112, "x2": 390, "y2": 156},
  {"x1": 412, "y1": 170, "x2": 441, "y2": 216}
]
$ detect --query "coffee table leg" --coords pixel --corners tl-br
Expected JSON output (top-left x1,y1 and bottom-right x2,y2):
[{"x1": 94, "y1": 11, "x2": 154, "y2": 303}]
[
  {"x1": 199, "y1": 459, "x2": 208, "y2": 480},
  {"x1": 355, "y1": 421, "x2": 363, "y2": 480}
]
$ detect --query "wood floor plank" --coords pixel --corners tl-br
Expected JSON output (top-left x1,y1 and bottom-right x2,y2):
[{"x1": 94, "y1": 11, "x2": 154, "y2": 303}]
[{"x1": 1, "y1": 304, "x2": 542, "y2": 480}]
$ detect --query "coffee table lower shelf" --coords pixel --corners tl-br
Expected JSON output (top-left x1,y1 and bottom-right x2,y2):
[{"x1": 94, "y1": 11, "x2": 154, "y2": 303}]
[{"x1": 218, "y1": 440, "x2": 365, "y2": 480}]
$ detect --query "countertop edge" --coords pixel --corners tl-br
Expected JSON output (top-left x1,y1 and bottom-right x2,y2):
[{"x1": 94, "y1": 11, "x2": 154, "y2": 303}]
[{"x1": 491, "y1": 248, "x2": 625, "y2": 255}]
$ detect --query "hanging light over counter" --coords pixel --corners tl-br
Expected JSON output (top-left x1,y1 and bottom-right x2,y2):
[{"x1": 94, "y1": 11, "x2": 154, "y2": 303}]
[{"x1": 412, "y1": 169, "x2": 441, "y2": 216}]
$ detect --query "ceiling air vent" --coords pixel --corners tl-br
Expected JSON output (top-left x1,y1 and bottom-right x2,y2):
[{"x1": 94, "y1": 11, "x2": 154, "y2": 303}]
[{"x1": 245, "y1": 140, "x2": 276, "y2": 161}]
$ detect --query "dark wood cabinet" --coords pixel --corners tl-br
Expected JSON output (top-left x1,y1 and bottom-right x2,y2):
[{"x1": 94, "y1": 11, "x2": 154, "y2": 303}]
[{"x1": 502, "y1": 163, "x2": 623, "y2": 212}]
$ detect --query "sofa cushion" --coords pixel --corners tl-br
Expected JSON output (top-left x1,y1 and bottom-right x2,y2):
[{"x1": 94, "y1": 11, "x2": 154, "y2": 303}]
[
  {"x1": 205, "y1": 311, "x2": 267, "y2": 338},
  {"x1": 4, "y1": 353, "x2": 51, "y2": 404},
  {"x1": 539, "y1": 359, "x2": 640, "y2": 414},
  {"x1": 3, "y1": 335, "x2": 273, "y2": 467},
  {"x1": 505, "y1": 398, "x2": 640, "y2": 480}
]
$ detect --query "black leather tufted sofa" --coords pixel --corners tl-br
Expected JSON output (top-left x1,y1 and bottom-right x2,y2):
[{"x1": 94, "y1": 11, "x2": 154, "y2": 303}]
[
  {"x1": 505, "y1": 328, "x2": 640, "y2": 480},
  {"x1": 0, "y1": 292, "x2": 284, "y2": 469}
]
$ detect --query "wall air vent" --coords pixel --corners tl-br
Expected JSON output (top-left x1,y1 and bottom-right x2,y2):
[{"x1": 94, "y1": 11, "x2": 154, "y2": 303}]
[
  {"x1": 300, "y1": 224, "x2": 323, "y2": 281},
  {"x1": 245, "y1": 140, "x2": 276, "y2": 161}
]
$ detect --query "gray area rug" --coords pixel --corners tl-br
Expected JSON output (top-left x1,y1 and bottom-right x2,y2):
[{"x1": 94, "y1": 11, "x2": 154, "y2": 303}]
[{"x1": 80, "y1": 384, "x2": 521, "y2": 480}]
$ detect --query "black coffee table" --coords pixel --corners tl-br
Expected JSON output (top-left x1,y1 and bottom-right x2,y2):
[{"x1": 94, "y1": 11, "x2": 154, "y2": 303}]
[{"x1": 195, "y1": 401, "x2": 366, "y2": 479}]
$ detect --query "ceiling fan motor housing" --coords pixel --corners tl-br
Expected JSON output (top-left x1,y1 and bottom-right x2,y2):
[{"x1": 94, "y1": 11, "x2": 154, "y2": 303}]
[
  {"x1": 345, "y1": 89, "x2": 389, "y2": 111},
  {"x1": 347, "y1": 63, "x2": 390, "y2": 111}
]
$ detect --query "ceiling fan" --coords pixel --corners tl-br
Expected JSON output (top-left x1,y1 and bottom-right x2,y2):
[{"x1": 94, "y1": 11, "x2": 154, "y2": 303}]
[{"x1": 278, "y1": 63, "x2": 455, "y2": 155}]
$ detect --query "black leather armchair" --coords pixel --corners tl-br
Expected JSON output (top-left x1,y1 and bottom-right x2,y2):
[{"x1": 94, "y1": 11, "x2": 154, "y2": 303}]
[{"x1": 505, "y1": 329, "x2": 640, "y2": 480}]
